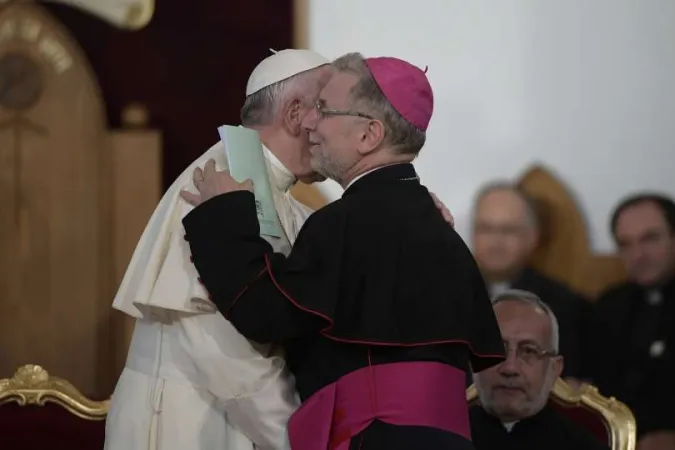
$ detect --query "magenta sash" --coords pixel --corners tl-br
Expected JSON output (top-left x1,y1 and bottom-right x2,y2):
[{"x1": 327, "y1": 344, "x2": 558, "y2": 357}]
[{"x1": 287, "y1": 361, "x2": 470, "y2": 450}]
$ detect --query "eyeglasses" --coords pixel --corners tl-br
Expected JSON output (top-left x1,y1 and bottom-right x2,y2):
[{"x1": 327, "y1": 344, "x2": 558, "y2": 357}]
[
  {"x1": 504, "y1": 341, "x2": 558, "y2": 366},
  {"x1": 475, "y1": 223, "x2": 528, "y2": 238},
  {"x1": 314, "y1": 100, "x2": 374, "y2": 120}
]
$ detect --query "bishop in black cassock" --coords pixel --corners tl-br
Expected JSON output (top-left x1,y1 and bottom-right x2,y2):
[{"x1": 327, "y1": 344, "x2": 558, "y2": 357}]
[{"x1": 182, "y1": 53, "x2": 505, "y2": 449}]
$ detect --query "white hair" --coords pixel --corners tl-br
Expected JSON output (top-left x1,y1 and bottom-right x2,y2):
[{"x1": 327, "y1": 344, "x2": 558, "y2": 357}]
[
  {"x1": 472, "y1": 182, "x2": 540, "y2": 230},
  {"x1": 240, "y1": 67, "x2": 326, "y2": 126},
  {"x1": 492, "y1": 289, "x2": 559, "y2": 353}
]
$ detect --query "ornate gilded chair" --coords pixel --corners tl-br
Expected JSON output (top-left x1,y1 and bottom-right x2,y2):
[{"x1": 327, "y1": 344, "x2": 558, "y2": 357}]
[
  {"x1": 467, "y1": 378, "x2": 636, "y2": 450},
  {"x1": 0, "y1": 365, "x2": 109, "y2": 449}
]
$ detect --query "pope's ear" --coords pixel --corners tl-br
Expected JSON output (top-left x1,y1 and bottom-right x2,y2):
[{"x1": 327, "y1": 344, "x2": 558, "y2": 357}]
[{"x1": 282, "y1": 98, "x2": 303, "y2": 136}]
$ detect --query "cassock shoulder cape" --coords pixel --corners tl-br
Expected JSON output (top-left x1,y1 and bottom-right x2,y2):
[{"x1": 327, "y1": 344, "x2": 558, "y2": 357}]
[{"x1": 183, "y1": 163, "x2": 504, "y2": 373}]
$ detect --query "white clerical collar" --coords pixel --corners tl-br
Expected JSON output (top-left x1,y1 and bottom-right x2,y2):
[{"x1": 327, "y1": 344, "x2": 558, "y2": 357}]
[
  {"x1": 502, "y1": 421, "x2": 518, "y2": 432},
  {"x1": 489, "y1": 282, "x2": 511, "y2": 300},
  {"x1": 344, "y1": 163, "x2": 408, "y2": 190},
  {"x1": 263, "y1": 145, "x2": 296, "y2": 193}
]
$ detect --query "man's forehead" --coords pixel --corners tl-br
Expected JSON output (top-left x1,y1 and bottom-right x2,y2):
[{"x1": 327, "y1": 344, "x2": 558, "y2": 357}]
[
  {"x1": 476, "y1": 190, "x2": 528, "y2": 220},
  {"x1": 496, "y1": 302, "x2": 550, "y2": 342},
  {"x1": 482, "y1": 188, "x2": 516, "y2": 202},
  {"x1": 310, "y1": 67, "x2": 334, "y2": 96},
  {"x1": 319, "y1": 72, "x2": 359, "y2": 105},
  {"x1": 616, "y1": 201, "x2": 668, "y2": 237},
  {"x1": 307, "y1": 65, "x2": 333, "y2": 84},
  {"x1": 501, "y1": 327, "x2": 546, "y2": 346}
]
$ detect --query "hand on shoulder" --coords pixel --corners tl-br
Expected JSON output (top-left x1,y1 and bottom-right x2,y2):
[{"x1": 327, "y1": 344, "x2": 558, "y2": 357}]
[{"x1": 180, "y1": 159, "x2": 253, "y2": 207}]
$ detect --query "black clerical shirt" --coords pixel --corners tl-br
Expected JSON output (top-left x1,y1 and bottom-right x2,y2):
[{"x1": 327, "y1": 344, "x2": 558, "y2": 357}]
[
  {"x1": 470, "y1": 404, "x2": 609, "y2": 450},
  {"x1": 593, "y1": 277, "x2": 675, "y2": 437}
]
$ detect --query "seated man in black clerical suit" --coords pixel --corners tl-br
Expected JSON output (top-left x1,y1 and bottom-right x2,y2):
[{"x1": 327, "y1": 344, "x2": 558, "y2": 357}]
[
  {"x1": 593, "y1": 193, "x2": 675, "y2": 450},
  {"x1": 470, "y1": 182, "x2": 601, "y2": 383},
  {"x1": 470, "y1": 289, "x2": 608, "y2": 450}
]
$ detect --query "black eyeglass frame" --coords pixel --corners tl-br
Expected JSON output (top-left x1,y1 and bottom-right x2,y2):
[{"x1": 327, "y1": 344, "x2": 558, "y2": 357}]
[
  {"x1": 503, "y1": 341, "x2": 560, "y2": 365},
  {"x1": 314, "y1": 100, "x2": 375, "y2": 120}
]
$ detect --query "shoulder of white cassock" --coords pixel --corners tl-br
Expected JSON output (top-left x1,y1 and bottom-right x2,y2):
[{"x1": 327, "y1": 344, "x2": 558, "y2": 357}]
[
  {"x1": 111, "y1": 138, "x2": 316, "y2": 318},
  {"x1": 111, "y1": 141, "x2": 228, "y2": 318}
]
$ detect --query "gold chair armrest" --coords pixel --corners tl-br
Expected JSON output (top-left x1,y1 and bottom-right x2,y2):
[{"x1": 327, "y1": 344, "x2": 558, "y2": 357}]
[{"x1": 0, "y1": 365, "x2": 109, "y2": 421}]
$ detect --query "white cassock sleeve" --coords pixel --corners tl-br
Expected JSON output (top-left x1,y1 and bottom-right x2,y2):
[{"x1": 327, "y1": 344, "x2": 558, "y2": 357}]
[{"x1": 177, "y1": 310, "x2": 299, "y2": 450}]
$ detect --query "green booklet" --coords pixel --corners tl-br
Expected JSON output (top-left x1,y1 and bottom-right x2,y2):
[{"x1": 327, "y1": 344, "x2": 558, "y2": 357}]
[{"x1": 218, "y1": 125, "x2": 282, "y2": 238}]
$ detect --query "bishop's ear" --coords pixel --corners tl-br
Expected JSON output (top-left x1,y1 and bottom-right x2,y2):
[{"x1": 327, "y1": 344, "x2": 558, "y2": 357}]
[
  {"x1": 357, "y1": 119, "x2": 386, "y2": 155},
  {"x1": 282, "y1": 98, "x2": 303, "y2": 136}
]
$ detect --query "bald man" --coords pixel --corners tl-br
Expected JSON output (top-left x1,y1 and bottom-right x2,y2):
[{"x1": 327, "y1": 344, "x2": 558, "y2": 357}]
[{"x1": 470, "y1": 182, "x2": 599, "y2": 382}]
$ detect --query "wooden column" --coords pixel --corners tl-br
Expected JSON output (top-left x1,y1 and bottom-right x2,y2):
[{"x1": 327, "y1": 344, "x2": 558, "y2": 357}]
[{"x1": 108, "y1": 104, "x2": 162, "y2": 384}]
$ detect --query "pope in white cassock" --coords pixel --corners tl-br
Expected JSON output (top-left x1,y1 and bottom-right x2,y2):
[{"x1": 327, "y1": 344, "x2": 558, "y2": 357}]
[{"x1": 104, "y1": 49, "x2": 333, "y2": 450}]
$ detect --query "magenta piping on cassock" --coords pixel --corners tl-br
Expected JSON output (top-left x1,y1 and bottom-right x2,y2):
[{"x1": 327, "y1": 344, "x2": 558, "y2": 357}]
[{"x1": 288, "y1": 361, "x2": 470, "y2": 450}]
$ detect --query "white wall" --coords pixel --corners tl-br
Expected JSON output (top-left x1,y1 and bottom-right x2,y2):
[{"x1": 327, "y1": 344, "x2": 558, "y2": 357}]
[{"x1": 305, "y1": 0, "x2": 675, "y2": 253}]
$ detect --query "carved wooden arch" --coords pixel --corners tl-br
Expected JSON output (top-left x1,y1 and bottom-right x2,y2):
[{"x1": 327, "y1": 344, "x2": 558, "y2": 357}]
[
  {"x1": 43, "y1": 0, "x2": 155, "y2": 30},
  {"x1": 517, "y1": 165, "x2": 626, "y2": 298},
  {"x1": 0, "y1": 2, "x2": 162, "y2": 398}
]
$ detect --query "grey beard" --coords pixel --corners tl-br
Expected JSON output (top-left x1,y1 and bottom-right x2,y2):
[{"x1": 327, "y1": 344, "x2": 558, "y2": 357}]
[{"x1": 312, "y1": 158, "x2": 345, "y2": 186}]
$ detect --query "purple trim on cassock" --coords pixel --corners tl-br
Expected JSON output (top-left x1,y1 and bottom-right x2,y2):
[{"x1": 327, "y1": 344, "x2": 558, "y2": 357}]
[{"x1": 288, "y1": 362, "x2": 470, "y2": 450}]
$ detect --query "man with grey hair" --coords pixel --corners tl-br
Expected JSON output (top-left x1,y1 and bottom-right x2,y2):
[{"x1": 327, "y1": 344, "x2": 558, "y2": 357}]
[
  {"x1": 471, "y1": 181, "x2": 600, "y2": 382},
  {"x1": 181, "y1": 52, "x2": 505, "y2": 449},
  {"x1": 471, "y1": 289, "x2": 608, "y2": 450},
  {"x1": 105, "y1": 49, "x2": 332, "y2": 450}
]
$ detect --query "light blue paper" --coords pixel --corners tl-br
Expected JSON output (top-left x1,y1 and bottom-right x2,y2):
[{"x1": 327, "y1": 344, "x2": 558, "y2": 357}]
[{"x1": 218, "y1": 125, "x2": 282, "y2": 238}]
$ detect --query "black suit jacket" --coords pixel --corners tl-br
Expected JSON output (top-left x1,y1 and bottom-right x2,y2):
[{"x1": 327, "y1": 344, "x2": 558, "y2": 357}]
[
  {"x1": 593, "y1": 278, "x2": 675, "y2": 436},
  {"x1": 470, "y1": 404, "x2": 608, "y2": 450}
]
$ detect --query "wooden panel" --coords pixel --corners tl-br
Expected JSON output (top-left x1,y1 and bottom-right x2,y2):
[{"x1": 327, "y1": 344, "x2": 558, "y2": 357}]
[
  {"x1": 293, "y1": 0, "x2": 309, "y2": 48},
  {"x1": 517, "y1": 166, "x2": 590, "y2": 287},
  {"x1": 517, "y1": 165, "x2": 625, "y2": 298},
  {"x1": 0, "y1": 4, "x2": 110, "y2": 397},
  {"x1": 108, "y1": 119, "x2": 162, "y2": 381},
  {"x1": 43, "y1": 0, "x2": 295, "y2": 189},
  {"x1": 290, "y1": 181, "x2": 328, "y2": 211}
]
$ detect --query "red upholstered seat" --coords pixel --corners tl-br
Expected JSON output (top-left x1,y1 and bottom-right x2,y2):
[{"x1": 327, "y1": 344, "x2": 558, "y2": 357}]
[
  {"x1": 551, "y1": 398, "x2": 609, "y2": 445},
  {"x1": 0, "y1": 402, "x2": 105, "y2": 450},
  {"x1": 0, "y1": 365, "x2": 109, "y2": 450}
]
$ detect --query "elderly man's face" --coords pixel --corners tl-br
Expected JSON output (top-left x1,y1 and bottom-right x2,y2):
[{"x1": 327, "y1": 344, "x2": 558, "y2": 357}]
[
  {"x1": 614, "y1": 201, "x2": 675, "y2": 287},
  {"x1": 474, "y1": 300, "x2": 562, "y2": 422},
  {"x1": 302, "y1": 71, "x2": 367, "y2": 185},
  {"x1": 289, "y1": 66, "x2": 334, "y2": 181},
  {"x1": 472, "y1": 189, "x2": 538, "y2": 281}
]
